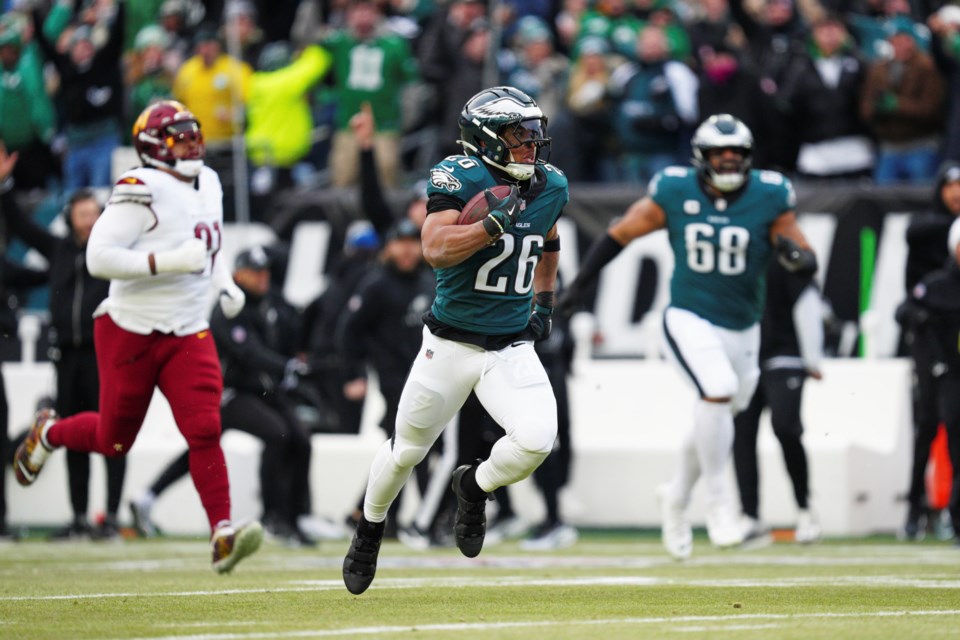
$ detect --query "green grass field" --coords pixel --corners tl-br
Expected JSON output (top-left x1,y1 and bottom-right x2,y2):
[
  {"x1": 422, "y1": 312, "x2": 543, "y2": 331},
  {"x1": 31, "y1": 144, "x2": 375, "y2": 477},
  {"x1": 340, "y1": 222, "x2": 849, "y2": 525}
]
[{"x1": 2, "y1": 532, "x2": 959, "y2": 639}]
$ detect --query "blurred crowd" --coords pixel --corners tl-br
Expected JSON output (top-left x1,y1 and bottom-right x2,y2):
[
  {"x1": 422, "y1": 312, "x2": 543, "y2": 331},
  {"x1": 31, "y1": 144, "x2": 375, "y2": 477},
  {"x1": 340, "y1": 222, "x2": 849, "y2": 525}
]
[{"x1": 3, "y1": 0, "x2": 960, "y2": 211}]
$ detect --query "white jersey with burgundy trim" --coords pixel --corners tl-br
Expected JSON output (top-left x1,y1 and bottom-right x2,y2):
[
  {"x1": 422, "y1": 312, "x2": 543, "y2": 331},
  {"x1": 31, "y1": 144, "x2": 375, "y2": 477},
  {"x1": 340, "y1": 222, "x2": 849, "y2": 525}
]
[{"x1": 90, "y1": 165, "x2": 224, "y2": 336}]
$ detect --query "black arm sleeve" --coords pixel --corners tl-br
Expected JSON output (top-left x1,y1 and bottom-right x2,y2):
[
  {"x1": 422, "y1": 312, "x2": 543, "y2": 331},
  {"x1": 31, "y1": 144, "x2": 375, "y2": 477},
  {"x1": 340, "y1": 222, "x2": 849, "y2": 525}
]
[
  {"x1": 426, "y1": 193, "x2": 466, "y2": 214},
  {"x1": 571, "y1": 233, "x2": 626, "y2": 290},
  {"x1": 358, "y1": 148, "x2": 396, "y2": 238}
]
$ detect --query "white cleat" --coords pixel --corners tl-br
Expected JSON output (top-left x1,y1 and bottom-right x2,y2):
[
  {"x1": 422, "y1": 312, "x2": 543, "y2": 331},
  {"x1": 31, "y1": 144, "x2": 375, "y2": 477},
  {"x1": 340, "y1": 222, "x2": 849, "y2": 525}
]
[
  {"x1": 519, "y1": 522, "x2": 579, "y2": 551},
  {"x1": 706, "y1": 503, "x2": 744, "y2": 549},
  {"x1": 739, "y1": 516, "x2": 773, "y2": 550},
  {"x1": 795, "y1": 509, "x2": 821, "y2": 544},
  {"x1": 658, "y1": 485, "x2": 693, "y2": 560}
]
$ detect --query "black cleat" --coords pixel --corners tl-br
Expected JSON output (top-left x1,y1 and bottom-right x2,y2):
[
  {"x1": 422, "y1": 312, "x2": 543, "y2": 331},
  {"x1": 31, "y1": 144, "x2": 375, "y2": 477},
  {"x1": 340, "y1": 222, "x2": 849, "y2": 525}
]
[
  {"x1": 451, "y1": 465, "x2": 489, "y2": 558},
  {"x1": 342, "y1": 517, "x2": 385, "y2": 595}
]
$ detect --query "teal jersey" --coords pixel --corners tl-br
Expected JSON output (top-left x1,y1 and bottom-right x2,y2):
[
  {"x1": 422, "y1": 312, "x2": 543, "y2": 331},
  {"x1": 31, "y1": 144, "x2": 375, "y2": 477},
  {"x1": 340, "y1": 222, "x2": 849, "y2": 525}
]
[
  {"x1": 426, "y1": 155, "x2": 568, "y2": 336},
  {"x1": 650, "y1": 167, "x2": 797, "y2": 330}
]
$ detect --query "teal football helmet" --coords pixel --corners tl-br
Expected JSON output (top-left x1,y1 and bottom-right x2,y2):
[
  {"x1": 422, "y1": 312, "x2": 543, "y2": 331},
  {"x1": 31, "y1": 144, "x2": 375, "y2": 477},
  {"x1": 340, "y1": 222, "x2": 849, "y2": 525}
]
[{"x1": 458, "y1": 86, "x2": 550, "y2": 181}]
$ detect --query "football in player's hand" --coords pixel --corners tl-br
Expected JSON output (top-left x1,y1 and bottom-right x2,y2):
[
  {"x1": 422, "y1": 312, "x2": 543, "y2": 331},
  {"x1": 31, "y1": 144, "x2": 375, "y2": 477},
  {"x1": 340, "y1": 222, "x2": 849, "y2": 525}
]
[{"x1": 457, "y1": 185, "x2": 516, "y2": 225}]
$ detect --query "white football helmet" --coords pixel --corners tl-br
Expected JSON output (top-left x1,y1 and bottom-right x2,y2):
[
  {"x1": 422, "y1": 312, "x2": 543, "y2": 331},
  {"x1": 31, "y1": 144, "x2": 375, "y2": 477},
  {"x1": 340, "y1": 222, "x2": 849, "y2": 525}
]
[{"x1": 691, "y1": 114, "x2": 753, "y2": 192}]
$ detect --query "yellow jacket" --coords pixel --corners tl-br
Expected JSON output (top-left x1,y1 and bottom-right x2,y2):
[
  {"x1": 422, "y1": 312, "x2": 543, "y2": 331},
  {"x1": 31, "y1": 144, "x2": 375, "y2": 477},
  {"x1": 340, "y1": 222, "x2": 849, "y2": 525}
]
[
  {"x1": 245, "y1": 45, "x2": 332, "y2": 167},
  {"x1": 173, "y1": 54, "x2": 252, "y2": 144}
]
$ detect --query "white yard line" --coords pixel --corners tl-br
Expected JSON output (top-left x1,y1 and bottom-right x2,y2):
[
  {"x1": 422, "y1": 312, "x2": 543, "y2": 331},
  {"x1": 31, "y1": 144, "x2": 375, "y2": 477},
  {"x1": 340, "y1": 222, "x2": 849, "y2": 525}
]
[
  {"x1": 673, "y1": 624, "x2": 782, "y2": 632},
  {"x1": 7, "y1": 573, "x2": 960, "y2": 603},
  {"x1": 128, "y1": 610, "x2": 960, "y2": 640}
]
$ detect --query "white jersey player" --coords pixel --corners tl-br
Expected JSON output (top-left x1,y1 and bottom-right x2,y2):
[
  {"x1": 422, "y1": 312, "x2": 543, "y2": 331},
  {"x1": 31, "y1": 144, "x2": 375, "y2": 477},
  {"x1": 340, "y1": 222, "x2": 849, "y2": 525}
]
[{"x1": 15, "y1": 100, "x2": 260, "y2": 574}]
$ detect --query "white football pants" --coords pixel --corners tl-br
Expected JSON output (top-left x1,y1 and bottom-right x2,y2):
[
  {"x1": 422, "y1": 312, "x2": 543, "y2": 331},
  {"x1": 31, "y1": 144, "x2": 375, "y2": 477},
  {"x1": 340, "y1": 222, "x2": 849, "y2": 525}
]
[
  {"x1": 662, "y1": 306, "x2": 760, "y2": 509},
  {"x1": 364, "y1": 326, "x2": 557, "y2": 523}
]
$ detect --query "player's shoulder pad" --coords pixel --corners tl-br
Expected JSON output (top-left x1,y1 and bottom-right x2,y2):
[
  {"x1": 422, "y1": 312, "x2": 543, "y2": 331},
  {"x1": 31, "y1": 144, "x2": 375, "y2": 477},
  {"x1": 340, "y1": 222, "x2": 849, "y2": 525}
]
[
  {"x1": 540, "y1": 162, "x2": 569, "y2": 189},
  {"x1": 427, "y1": 155, "x2": 490, "y2": 202},
  {"x1": 198, "y1": 164, "x2": 223, "y2": 191},
  {"x1": 108, "y1": 169, "x2": 153, "y2": 205},
  {"x1": 648, "y1": 165, "x2": 692, "y2": 197},
  {"x1": 751, "y1": 169, "x2": 796, "y2": 209}
]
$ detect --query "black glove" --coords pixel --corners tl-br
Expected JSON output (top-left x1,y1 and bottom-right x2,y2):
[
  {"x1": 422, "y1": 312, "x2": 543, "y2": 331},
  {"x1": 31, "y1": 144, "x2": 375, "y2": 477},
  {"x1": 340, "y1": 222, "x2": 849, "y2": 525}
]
[
  {"x1": 526, "y1": 291, "x2": 554, "y2": 341},
  {"x1": 482, "y1": 185, "x2": 521, "y2": 237},
  {"x1": 776, "y1": 235, "x2": 818, "y2": 276},
  {"x1": 895, "y1": 300, "x2": 930, "y2": 328}
]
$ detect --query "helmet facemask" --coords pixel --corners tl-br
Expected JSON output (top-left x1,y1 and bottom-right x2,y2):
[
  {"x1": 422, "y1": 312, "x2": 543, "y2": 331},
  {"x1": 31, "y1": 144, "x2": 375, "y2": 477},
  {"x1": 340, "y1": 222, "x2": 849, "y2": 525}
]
[
  {"x1": 695, "y1": 145, "x2": 751, "y2": 192},
  {"x1": 691, "y1": 114, "x2": 753, "y2": 192},
  {"x1": 497, "y1": 118, "x2": 550, "y2": 180},
  {"x1": 134, "y1": 102, "x2": 206, "y2": 179}
]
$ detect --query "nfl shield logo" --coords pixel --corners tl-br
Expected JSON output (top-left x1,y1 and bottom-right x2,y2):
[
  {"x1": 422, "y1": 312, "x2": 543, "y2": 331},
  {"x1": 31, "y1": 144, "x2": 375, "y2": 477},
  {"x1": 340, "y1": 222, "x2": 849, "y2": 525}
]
[{"x1": 425, "y1": 349, "x2": 434, "y2": 359}]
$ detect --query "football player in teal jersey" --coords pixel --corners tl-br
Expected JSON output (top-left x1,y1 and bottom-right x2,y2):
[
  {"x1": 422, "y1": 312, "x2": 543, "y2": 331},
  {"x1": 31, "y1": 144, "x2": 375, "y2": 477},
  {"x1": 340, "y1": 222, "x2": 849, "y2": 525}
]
[
  {"x1": 343, "y1": 87, "x2": 569, "y2": 594},
  {"x1": 558, "y1": 114, "x2": 817, "y2": 559}
]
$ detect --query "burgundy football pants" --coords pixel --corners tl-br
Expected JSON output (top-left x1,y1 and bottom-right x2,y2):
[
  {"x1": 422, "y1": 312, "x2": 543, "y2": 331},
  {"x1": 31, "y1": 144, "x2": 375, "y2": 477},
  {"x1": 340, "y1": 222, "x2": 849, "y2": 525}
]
[{"x1": 47, "y1": 314, "x2": 230, "y2": 532}]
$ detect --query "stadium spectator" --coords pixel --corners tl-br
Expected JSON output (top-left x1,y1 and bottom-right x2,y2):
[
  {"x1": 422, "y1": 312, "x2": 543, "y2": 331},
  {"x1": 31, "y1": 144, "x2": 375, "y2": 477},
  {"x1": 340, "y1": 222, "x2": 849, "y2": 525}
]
[
  {"x1": 31, "y1": 2, "x2": 126, "y2": 189},
  {"x1": 502, "y1": 16, "x2": 569, "y2": 122},
  {"x1": 695, "y1": 42, "x2": 764, "y2": 153},
  {"x1": 125, "y1": 25, "x2": 176, "y2": 133},
  {"x1": 131, "y1": 247, "x2": 315, "y2": 546},
  {"x1": 608, "y1": 24, "x2": 698, "y2": 184},
  {"x1": 779, "y1": 13, "x2": 874, "y2": 181},
  {"x1": 157, "y1": 0, "x2": 197, "y2": 71},
  {"x1": 728, "y1": 0, "x2": 807, "y2": 171},
  {"x1": 555, "y1": 0, "x2": 590, "y2": 54},
  {"x1": 123, "y1": 0, "x2": 166, "y2": 53},
  {"x1": 3, "y1": 184, "x2": 126, "y2": 540},
  {"x1": 559, "y1": 36, "x2": 616, "y2": 182},
  {"x1": 861, "y1": 21, "x2": 945, "y2": 184},
  {"x1": 418, "y1": 0, "x2": 489, "y2": 160},
  {"x1": 847, "y1": 0, "x2": 932, "y2": 62},
  {"x1": 559, "y1": 114, "x2": 817, "y2": 559},
  {"x1": 12, "y1": 100, "x2": 262, "y2": 574},
  {"x1": 896, "y1": 161, "x2": 960, "y2": 540},
  {"x1": 172, "y1": 24, "x2": 251, "y2": 148},
  {"x1": 343, "y1": 86, "x2": 565, "y2": 595},
  {"x1": 222, "y1": 0, "x2": 265, "y2": 68},
  {"x1": 0, "y1": 144, "x2": 49, "y2": 542},
  {"x1": 687, "y1": 0, "x2": 748, "y2": 67},
  {"x1": 734, "y1": 259, "x2": 824, "y2": 546},
  {"x1": 245, "y1": 41, "x2": 331, "y2": 214},
  {"x1": 323, "y1": 0, "x2": 419, "y2": 187},
  {"x1": 928, "y1": 1, "x2": 960, "y2": 163},
  {"x1": 0, "y1": 12, "x2": 58, "y2": 191}
]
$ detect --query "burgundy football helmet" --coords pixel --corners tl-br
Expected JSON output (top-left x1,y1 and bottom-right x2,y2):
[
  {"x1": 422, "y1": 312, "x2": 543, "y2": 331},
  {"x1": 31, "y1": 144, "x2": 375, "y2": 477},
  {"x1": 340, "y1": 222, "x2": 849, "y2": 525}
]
[{"x1": 132, "y1": 100, "x2": 205, "y2": 178}]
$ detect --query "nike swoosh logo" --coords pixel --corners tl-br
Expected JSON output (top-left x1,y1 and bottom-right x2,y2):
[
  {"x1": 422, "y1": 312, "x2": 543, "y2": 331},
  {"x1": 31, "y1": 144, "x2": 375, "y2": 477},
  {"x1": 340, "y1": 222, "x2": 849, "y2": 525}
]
[
  {"x1": 510, "y1": 342, "x2": 526, "y2": 347},
  {"x1": 506, "y1": 205, "x2": 516, "y2": 216}
]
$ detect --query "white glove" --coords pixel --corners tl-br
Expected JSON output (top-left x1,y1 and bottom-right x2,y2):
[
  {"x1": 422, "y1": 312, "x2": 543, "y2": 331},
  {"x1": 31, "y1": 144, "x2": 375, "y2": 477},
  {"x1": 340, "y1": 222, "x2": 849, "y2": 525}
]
[
  {"x1": 152, "y1": 238, "x2": 207, "y2": 274},
  {"x1": 219, "y1": 281, "x2": 246, "y2": 318}
]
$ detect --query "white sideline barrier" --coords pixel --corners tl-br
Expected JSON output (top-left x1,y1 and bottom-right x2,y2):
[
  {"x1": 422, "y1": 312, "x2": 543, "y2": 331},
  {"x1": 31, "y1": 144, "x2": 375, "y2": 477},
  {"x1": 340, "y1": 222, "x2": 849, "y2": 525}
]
[{"x1": 4, "y1": 358, "x2": 911, "y2": 536}]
